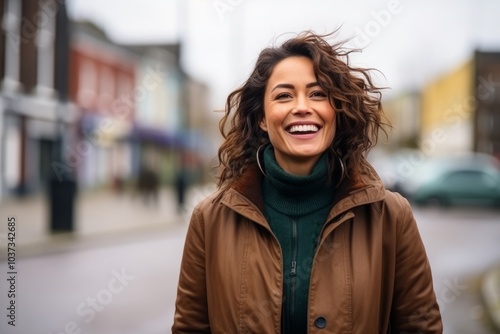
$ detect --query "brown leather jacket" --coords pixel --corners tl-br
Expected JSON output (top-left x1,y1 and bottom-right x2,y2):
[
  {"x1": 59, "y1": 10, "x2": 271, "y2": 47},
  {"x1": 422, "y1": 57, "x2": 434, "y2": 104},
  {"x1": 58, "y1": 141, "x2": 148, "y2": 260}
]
[{"x1": 172, "y1": 162, "x2": 443, "y2": 333}]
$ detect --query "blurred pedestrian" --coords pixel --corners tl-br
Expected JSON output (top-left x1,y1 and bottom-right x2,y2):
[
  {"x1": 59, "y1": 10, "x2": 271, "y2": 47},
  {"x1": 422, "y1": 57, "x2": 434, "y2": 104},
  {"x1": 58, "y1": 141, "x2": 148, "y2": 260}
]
[
  {"x1": 172, "y1": 31, "x2": 442, "y2": 333},
  {"x1": 136, "y1": 164, "x2": 159, "y2": 206},
  {"x1": 175, "y1": 168, "x2": 187, "y2": 214}
]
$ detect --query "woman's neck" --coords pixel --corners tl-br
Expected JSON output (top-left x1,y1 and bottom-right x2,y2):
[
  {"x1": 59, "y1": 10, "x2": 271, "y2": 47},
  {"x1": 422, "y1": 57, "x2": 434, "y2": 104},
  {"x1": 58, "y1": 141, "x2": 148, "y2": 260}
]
[{"x1": 274, "y1": 152, "x2": 322, "y2": 176}]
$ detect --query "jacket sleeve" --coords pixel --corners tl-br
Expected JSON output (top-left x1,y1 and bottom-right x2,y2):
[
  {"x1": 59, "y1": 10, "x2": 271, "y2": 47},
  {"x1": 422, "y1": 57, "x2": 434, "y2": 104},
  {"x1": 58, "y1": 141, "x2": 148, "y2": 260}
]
[
  {"x1": 172, "y1": 205, "x2": 211, "y2": 333},
  {"x1": 390, "y1": 198, "x2": 443, "y2": 333}
]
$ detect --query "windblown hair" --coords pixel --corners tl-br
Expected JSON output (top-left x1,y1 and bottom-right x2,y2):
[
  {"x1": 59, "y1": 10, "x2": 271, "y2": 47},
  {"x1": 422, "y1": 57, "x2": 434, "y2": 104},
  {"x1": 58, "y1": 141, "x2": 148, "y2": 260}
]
[{"x1": 217, "y1": 30, "x2": 389, "y2": 191}]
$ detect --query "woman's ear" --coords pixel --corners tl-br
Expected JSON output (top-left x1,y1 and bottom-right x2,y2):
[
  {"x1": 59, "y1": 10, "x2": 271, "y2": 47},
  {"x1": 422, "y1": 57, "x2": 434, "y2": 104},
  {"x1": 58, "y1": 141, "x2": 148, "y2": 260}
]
[{"x1": 259, "y1": 118, "x2": 268, "y2": 132}]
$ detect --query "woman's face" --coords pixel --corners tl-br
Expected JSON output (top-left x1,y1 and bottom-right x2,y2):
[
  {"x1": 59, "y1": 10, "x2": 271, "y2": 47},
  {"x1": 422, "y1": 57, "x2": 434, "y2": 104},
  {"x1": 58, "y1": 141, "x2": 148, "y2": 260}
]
[{"x1": 260, "y1": 56, "x2": 336, "y2": 175}]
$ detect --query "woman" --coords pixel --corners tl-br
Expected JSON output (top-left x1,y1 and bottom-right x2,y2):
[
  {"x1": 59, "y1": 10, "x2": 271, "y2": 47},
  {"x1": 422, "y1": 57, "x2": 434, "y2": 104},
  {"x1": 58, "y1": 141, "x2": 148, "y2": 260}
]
[{"x1": 172, "y1": 31, "x2": 442, "y2": 333}]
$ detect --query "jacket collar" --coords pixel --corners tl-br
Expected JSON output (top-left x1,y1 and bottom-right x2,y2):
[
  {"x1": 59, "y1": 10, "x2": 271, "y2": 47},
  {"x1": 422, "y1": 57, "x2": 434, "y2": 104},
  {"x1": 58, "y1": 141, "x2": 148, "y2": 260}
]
[
  {"x1": 220, "y1": 159, "x2": 386, "y2": 226},
  {"x1": 327, "y1": 159, "x2": 386, "y2": 221}
]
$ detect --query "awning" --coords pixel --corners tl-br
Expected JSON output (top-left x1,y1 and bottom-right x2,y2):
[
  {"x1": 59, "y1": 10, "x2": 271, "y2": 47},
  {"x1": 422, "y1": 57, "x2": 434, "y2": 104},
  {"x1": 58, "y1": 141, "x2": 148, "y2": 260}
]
[{"x1": 130, "y1": 124, "x2": 181, "y2": 147}]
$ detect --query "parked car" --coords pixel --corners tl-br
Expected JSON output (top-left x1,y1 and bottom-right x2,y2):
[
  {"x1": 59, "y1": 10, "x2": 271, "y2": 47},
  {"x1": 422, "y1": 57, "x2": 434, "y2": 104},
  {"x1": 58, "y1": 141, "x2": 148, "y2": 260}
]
[
  {"x1": 396, "y1": 153, "x2": 500, "y2": 207},
  {"x1": 368, "y1": 148, "x2": 427, "y2": 192}
]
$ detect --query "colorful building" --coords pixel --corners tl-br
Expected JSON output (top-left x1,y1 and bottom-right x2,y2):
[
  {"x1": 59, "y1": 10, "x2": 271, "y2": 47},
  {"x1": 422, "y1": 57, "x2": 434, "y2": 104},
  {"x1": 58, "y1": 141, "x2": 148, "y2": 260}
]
[
  {"x1": 125, "y1": 43, "x2": 216, "y2": 185},
  {"x1": 420, "y1": 51, "x2": 500, "y2": 158},
  {"x1": 420, "y1": 59, "x2": 474, "y2": 155},
  {"x1": 382, "y1": 91, "x2": 421, "y2": 150},
  {"x1": 1, "y1": 3, "x2": 215, "y2": 200},
  {"x1": 125, "y1": 44, "x2": 185, "y2": 185},
  {"x1": 474, "y1": 51, "x2": 500, "y2": 157},
  {"x1": 0, "y1": 0, "x2": 75, "y2": 199},
  {"x1": 69, "y1": 20, "x2": 137, "y2": 190}
]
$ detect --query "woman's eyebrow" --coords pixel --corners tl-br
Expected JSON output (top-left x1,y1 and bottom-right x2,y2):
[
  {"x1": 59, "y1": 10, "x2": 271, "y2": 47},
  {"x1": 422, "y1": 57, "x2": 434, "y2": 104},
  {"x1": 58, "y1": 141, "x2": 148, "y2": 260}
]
[
  {"x1": 306, "y1": 82, "x2": 320, "y2": 88},
  {"x1": 271, "y1": 82, "x2": 320, "y2": 92}
]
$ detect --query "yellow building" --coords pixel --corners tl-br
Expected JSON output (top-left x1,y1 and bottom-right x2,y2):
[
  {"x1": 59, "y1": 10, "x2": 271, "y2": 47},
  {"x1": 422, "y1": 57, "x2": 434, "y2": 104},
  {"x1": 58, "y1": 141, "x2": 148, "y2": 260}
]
[
  {"x1": 420, "y1": 51, "x2": 500, "y2": 158},
  {"x1": 420, "y1": 59, "x2": 475, "y2": 155}
]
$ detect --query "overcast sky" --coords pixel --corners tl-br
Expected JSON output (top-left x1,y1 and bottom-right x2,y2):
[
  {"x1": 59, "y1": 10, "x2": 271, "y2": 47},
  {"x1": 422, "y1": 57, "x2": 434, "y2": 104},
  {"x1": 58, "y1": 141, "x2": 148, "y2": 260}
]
[{"x1": 67, "y1": 0, "x2": 500, "y2": 110}]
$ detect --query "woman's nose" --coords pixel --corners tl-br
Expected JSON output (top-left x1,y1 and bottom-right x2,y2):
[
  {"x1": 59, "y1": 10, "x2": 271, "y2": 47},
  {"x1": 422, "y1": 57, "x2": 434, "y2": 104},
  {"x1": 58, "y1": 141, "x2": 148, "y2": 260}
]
[{"x1": 292, "y1": 96, "x2": 312, "y2": 115}]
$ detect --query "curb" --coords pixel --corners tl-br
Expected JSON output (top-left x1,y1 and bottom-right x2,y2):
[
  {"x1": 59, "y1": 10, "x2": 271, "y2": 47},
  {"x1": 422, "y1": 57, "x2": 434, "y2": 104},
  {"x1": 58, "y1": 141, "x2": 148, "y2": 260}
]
[{"x1": 482, "y1": 267, "x2": 500, "y2": 331}]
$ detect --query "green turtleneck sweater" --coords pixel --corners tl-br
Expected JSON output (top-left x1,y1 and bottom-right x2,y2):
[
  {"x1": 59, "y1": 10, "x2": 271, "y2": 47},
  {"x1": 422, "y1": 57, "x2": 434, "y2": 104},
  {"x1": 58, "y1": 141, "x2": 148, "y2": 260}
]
[{"x1": 261, "y1": 146, "x2": 335, "y2": 333}]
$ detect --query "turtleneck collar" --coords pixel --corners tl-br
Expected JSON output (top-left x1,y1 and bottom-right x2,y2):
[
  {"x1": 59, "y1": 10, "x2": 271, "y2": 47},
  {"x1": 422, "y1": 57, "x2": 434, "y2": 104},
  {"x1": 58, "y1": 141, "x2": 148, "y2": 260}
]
[{"x1": 261, "y1": 145, "x2": 335, "y2": 216}]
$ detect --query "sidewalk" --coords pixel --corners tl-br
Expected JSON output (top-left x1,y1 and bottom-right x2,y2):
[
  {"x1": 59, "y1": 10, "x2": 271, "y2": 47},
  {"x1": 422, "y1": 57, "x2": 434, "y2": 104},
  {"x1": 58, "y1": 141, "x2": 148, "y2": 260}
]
[{"x1": 0, "y1": 185, "x2": 211, "y2": 258}]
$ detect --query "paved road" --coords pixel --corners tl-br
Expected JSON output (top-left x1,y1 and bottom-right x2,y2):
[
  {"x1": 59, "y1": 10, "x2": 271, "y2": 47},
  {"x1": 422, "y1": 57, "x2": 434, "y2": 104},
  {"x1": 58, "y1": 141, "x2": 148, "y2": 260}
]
[
  {"x1": 413, "y1": 205, "x2": 500, "y2": 334},
  {"x1": 0, "y1": 224, "x2": 188, "y2": 334},
  {"x1": 0, "y1": 205, "x2": 499, "y2": 333}
]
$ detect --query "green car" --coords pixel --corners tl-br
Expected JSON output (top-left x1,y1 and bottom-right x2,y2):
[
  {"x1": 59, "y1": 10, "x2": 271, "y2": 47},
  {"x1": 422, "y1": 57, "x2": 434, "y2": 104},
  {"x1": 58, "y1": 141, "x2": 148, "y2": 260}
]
[{"x1": 411, "y1": 163, "x2": 500, "y2": 207}]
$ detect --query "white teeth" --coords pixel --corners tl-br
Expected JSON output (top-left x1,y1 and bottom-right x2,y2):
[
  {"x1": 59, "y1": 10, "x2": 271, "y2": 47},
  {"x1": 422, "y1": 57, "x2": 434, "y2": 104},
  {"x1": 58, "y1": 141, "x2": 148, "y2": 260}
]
[{"x1": 288, "y1": 124, "x2": 319, "y2": 133}]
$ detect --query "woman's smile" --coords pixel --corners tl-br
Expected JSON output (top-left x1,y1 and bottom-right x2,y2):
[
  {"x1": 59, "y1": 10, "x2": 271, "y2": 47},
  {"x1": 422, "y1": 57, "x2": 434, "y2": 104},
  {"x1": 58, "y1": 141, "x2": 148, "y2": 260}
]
[{"x1": 285, "y1": 122, "x2": 322, "y2": 141}]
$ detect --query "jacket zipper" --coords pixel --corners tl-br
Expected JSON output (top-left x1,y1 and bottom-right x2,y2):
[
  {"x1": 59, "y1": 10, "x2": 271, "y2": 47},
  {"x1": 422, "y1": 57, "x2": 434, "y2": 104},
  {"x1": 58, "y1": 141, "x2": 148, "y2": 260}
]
[{"x1": 288, "y1": 218, "x2": 298, "y2": 331}]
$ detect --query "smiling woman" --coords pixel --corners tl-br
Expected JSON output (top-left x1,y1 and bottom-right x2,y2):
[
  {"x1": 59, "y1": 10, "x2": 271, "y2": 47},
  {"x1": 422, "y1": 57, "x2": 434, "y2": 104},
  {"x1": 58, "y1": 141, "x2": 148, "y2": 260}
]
[
  {"x1": 217, "y1": 30, "x2": 390, "y2": 189},
  {"x1": 172, "y1": 31, "x2": 443, "y2": 333}
]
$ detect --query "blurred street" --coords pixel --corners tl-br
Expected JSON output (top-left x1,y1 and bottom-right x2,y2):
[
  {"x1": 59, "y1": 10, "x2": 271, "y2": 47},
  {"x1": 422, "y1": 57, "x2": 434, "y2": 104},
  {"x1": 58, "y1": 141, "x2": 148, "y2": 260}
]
[
  {"x1": 1, "y1": 0, "x2": 500, "y2": 333},
  {"x1": 0, "y1": 184, "x2": 210, "y2": 334},
  {"x1": 0, "y1": 188, "x2": 499, "y2": 333},
  {"x1": 414, "y1": 206, "x2": 500, "y2": 334},
  {"x1": 0, "y1": 223, "x2": 188, "y2": 334}
]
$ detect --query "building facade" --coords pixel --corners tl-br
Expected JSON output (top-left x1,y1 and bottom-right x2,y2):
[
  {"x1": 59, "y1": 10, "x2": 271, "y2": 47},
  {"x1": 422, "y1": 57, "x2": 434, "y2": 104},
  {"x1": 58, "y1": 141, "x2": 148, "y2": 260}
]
[
  {"x1": 69, "y1": 21, "x2": 136, "y2": 190},
  {"x1": 420, "y1": 51, "x2": 500, "y2": 159},
  {"x1": 382, "y1": 91, "x2": 421, "y2": 150},
  {"x1": 474, "y1": 51, "x2": 500, "y2": 158},
  {"x1": 126, "y1": 44, "x2": 184, "y2": 185},
  {"x1": 0, "y1": 2, "x2": 215, "y2": 199},
  {"x1": 126, "y1": 43, "x2": 216, "y2": 185},
  {"x1": 0, "y1": 0, "x2": 75, "y2": 199}
]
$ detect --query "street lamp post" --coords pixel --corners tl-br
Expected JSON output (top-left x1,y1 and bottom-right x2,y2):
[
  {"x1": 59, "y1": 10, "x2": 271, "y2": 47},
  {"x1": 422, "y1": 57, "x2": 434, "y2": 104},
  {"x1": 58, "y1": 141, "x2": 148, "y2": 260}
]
[{"x1": 50, "y1": 0, "x2": 76, "y2": 232}]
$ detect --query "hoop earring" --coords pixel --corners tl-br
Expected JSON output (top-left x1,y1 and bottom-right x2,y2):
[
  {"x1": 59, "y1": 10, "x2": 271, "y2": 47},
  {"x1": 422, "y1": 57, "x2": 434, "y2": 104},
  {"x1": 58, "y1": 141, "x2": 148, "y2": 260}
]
[
  {"x1": 335, "y1": 155, "x2": 346, "y2": 187},
  {"x1": 330, "y1": 148, "x2": 346, "y2": 187},
  {"x1": 256, "y1": 144, "x2": 267, "y2": 177}
]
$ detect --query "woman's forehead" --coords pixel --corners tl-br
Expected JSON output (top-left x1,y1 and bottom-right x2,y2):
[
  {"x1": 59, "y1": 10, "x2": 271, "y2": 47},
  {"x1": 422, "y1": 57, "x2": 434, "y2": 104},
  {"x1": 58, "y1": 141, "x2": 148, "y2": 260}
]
[{"x1": 266, "y1": 56, "x2": 316, "y2": 87}]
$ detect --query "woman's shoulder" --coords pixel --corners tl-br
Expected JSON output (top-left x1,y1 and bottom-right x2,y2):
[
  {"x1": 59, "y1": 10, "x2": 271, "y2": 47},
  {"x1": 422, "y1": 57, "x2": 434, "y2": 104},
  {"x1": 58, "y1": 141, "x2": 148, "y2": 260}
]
[
  {"x1": 382, "y1": 189, "x2": 412, "y2": 209},
  {"x1": 368, "y1": 189, "x2": 414, "y2": 223}
]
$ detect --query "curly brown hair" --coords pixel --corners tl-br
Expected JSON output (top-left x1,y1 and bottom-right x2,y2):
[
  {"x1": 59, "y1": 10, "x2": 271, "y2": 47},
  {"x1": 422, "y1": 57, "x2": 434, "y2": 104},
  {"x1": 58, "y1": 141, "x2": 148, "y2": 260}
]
[{"x1": 217, "y1": 30, "x2": 389, "y2": 190}]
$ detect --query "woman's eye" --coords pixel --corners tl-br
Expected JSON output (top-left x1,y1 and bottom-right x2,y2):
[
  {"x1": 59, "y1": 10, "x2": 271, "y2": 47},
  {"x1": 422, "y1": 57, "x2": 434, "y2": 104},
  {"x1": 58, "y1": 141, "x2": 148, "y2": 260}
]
[
  {"x1": 311, "y1": 91, "x2": 327, "y2": 98},
  {"x1": 275, "y1": 93, "x2": 292, "y2": 100}
]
